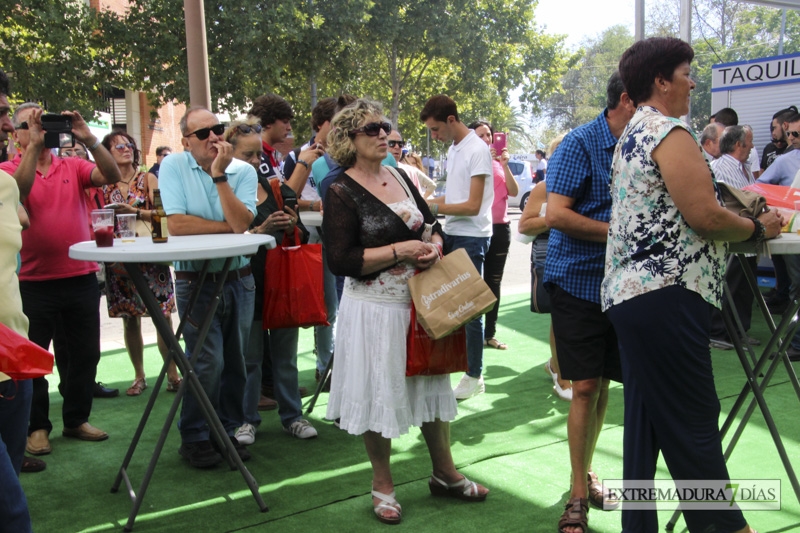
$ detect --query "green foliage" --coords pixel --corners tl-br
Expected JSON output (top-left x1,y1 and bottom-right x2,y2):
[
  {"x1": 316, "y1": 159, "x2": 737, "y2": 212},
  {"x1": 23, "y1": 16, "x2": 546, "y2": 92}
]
[{"x1": 0, "y1": 0, "x2": 116, "y2": 116}]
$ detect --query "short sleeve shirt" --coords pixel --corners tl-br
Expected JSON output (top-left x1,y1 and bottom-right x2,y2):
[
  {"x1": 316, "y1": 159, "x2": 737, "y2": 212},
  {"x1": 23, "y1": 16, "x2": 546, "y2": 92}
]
[
  {"x1": 0, "y1": 154, "x2": 98, "y2": 281},
  {"x1": 601, "y1": 106, "x2": 727, "y2": 311},
  {"x1": 159, "y1": 151, "x2": 258, "y2": 273},
  {"x1": 543, "y1": 110, "x2": 616, "y2": 303},
  {"x1": 443, "y1": 130, "x2": 494, "y2": 237}
]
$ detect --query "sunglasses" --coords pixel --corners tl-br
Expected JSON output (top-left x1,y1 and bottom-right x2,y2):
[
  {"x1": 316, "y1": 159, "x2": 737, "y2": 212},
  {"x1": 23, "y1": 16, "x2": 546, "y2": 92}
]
[
  {"x1": 185, "y1": 123, "x2": 225, "y2": 140},
  {"x1": 351, "y1": 121, "x2": 391, "y2": 137},
  {"x1": 387, "y1": 140, "x2": 404, "y2": 148},
  {"x1": 787, "y1": 131, "x2": 800, "y2": 139},
  {"x1": 236, "y1": 124, "x2": 263, "y2": 135},
  {"x1": 114, "y1": 142, "x2": 135, "y2": 151},
  {"x1": 17, "y1": 121, "x2": 29, "y2": 130},
  {"x1": 61, "y1": 149, "x2": 87, "y2": 157}
]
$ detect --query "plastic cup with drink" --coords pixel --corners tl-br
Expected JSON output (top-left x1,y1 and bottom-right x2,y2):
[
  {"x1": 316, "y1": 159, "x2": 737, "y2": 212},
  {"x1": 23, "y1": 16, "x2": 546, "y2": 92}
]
[
  {"x1": 116, "y1": 213, "x2": 137, "y2": 243},
  {"x1": 91, "y1": 209, "x2": 115, "y2": 247}
]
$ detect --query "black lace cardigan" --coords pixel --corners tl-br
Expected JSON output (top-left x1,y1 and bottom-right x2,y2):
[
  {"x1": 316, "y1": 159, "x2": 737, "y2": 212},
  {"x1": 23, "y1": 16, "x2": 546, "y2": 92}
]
[{"x1": 322, "y1": 167, "x2": 442, "y2": 281}]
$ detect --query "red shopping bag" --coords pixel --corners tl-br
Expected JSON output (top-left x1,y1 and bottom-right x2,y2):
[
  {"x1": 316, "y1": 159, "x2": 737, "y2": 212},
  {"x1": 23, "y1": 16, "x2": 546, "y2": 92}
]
[
  {"x1": 0, "y1": 322, "x2": 54, "y2": 380},
  {"x1": 406, "y1": 303, "x2": 467, "y2": 376},
  {"x1": 262, "y1": 227, "x2": 329, "y2": 329}
]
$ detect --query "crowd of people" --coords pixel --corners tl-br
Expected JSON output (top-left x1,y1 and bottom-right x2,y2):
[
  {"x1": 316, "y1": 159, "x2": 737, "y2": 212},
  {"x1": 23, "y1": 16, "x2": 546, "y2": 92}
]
[{"x1": 0, "y1": 33, "x2": 796, "y2": 532}]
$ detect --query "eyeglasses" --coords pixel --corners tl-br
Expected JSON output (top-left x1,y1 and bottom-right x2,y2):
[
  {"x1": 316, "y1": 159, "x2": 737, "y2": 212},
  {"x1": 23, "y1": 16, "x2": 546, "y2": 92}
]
[
  {"x1": 114, "y1": 143, "x2": 135, "y2": 151},
  {"x1": 387, "y1": 140, "x2": 404, "y2": 148},
  {"x1": 350, "y1": 121, "x2": 391, "y2": 137},
  {"x1": 184, "y1": 124, "x2": 225, "y2": 140},
  {"x1": 787, "y1": 131, "x2": 800, "y2": 138},
  {"x1": 16, "y1": 121, "x2": 28, "y2": 130},
  {"x1": 61, "y1": 149, "x2": 87, "y2": 157},
  {"x1": 236, "y1": 124, "x2": 262, "y2": 135}
]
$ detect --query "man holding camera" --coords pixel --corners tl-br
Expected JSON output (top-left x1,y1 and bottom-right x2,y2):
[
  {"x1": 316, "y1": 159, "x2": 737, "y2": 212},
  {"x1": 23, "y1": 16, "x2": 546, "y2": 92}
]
[{"x1": 1, "y1": 103, "x2": 120, "y2": 456}]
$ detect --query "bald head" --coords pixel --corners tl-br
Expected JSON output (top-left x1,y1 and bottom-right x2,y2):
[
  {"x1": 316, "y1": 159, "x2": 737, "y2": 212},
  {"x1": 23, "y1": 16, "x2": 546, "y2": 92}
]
[{"x1": 700, "y1": 122, "x2": 724, "y2": 159}]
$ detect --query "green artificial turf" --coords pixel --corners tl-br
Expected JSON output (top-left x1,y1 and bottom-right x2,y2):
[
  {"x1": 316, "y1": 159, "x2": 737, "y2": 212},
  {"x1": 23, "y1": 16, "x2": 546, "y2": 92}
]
[{"x1": 20, "y1": 293, "x2": 800, "y2": 532}]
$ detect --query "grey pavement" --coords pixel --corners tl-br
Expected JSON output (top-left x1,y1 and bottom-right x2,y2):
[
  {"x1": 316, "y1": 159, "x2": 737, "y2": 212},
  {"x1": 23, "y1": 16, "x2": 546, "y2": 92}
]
[{"x1": 98, "y1": 209, "x2": 532, "y2": 350}]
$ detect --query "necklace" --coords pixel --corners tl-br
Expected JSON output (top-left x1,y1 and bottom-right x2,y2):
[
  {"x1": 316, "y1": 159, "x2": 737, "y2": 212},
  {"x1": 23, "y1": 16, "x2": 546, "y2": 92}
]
[{"x1": 119, "y1": 168, "x2": 137, "y2": 185}]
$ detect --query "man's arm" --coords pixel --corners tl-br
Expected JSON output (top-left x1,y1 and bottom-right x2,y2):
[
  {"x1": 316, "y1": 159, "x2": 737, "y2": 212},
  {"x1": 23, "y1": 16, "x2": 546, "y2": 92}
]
[
  {"x1": 168, "y1": 214, "x2": 235, "y2": 236},
  {"x1": 545, "y1": 192, "x2": 608, "y2": 242},
  {"x1": 12, "y1": 108, "x2": 45, "y2": 202},
  {"x1": 429, "y1": 175, "x2": 486, "y2": 216},
  {"x1": 284, "y1": 144, "x2": 323, "y2": 195},
  {"x1": 62, "y1": 111, "x2": 121, "y2": 186},
  {"x1": 209, "y1": 141, "x2": 254, "y2": 234}
]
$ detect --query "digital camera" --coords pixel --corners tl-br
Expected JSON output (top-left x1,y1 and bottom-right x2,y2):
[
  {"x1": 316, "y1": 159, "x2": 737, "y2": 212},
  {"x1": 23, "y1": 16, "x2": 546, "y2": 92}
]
[{"x1": 41, "y1": 114, "x2": 75, "y2": 149}]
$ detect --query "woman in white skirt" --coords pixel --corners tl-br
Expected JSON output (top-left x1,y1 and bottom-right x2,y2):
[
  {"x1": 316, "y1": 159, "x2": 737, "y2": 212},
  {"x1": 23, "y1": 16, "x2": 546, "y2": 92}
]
[{"x1": 322, "y1": 99, "x2": 489, "y2": 525}]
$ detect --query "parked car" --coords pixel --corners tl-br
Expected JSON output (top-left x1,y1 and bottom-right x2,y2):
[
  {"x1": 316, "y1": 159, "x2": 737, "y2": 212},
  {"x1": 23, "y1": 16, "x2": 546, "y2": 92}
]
[{"x1": 507, "y1": 160, "x2": 534, "y2": 210}]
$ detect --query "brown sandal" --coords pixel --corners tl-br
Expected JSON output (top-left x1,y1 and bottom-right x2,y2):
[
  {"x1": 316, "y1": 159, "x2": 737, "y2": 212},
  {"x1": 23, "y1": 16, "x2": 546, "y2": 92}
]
[
  {"x1": 166, "y1": 377, "x2": 183, "y2": 392},
  {"x1": 558, "y1": 497, "x2": 589, "y2": 533},
  {"x1": 587, "y1": 470, "x2": 620, "y2": 510},
  {"x1": 126, "y1": 377, "x2": 147, "y2": 396}
]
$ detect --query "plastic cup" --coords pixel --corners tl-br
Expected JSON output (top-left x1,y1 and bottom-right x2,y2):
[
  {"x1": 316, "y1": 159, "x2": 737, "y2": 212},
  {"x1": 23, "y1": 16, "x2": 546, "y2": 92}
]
[
  {"x1": 116, "y1": 213, "x2": 137, "y2": 243},
  {"x1": 794, "y1": 200, "x2": 800, "y2": 212},
  {"x1": 91, "y1": 209, "x2": 115, "y2": 247}
]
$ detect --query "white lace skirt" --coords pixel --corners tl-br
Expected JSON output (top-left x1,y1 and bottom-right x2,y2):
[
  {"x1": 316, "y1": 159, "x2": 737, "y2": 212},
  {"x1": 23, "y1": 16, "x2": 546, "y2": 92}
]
[{"x1": 326, "y1": 293, "x2": 458, "y2": 438}]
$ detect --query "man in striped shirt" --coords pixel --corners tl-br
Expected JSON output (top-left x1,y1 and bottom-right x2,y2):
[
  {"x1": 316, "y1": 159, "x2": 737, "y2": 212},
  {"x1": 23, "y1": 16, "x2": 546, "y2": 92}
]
[{"x1": 712, "y1": 125, "x2": 755, "y2": 189}]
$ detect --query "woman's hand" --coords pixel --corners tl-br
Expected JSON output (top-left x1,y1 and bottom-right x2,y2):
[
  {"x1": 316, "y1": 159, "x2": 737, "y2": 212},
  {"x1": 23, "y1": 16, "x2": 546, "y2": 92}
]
[
  {"x1": 109, "y1": 203, "x2": 138, "y2": 216},
  {"x1": 758, "y1": 209, "x2": 784, "y2": 239},
  {"x1": 256, "y1": 210, "x2": 294, "y2": 235},
  {"x1": 395, "y1": 240, "x2": 439, "y2": 270}
]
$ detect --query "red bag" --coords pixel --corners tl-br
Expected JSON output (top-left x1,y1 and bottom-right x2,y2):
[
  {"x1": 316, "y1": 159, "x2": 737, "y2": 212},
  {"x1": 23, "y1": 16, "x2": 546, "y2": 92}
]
[
  {"x1": 406, "y1": 303, "x2": 467, "y2": 376},
  {"x1": 0, "y1": 322, "x2": 54, "y2": 380},
  {"x1": 262, "y1": 179, "x2": 329, "y2": 329}
]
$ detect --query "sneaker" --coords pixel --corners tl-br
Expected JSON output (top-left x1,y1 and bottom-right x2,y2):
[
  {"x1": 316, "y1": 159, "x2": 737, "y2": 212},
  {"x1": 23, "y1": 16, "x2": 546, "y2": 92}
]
[
  {"x1": 235, "y1": 423, "x2": 256, "y2": 446},
  {"x1": 179, "y1": 440, "x2": 223, "y2": 469},
  {"x1": 453, "y1": 374, "x2": 485, "y2": 400},
  {"x1": 709, "y1": 338, "x2": 734, "y2": 350},
  {"x1": 284, "y1": 419, "x2": 318, "y2": 439}
]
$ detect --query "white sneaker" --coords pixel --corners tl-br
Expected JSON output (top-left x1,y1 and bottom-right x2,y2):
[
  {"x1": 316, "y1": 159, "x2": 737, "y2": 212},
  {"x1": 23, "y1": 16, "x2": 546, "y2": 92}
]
[
  {"x1": 453, "y1": 374, "x2": 485, "y2": 400},
  {"x1": 235, "y1": 423, "x2": 256, "y2": 446},
  {"x1": 284, "y1": 419, "x2": 318, "y2": 439}
]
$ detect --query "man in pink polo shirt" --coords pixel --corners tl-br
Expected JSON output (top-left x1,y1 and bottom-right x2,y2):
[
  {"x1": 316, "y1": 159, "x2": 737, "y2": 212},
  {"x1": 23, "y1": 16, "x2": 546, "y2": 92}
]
[{"x1": 1, "y1": 103, "x2": 121, "y2": 456}]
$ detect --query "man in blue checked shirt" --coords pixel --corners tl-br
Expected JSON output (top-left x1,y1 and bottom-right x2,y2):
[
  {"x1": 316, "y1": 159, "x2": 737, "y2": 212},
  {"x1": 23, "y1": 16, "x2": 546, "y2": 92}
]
[{"x1": 544, "y1": 72, "x2": 635, "y2": 530}]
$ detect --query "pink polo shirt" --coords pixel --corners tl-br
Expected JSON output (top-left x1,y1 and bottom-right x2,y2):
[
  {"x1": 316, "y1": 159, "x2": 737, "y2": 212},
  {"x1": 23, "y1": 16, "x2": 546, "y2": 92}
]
[
  {"x1": 0, "y1": 154, "x2": 99, "y2": 281},
  {"x1": 490, "y1": 160, "x2": 509, "y2": 224}
]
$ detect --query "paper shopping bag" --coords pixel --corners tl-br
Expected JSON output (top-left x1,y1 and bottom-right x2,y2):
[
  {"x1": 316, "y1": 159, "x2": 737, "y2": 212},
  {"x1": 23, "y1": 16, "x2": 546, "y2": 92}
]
[
  {"x1": 0, "y1": 322, "x2": 54, "y2": 380},
  {"x1": 262, "y1": 228, "x2": 329, "y2": 329},
  {"x1": 406, "y1": 303, "x2": 467, "y2": 376},
  {"x1": 407, "y1": 248, "x2": 497, "y2": 339}
]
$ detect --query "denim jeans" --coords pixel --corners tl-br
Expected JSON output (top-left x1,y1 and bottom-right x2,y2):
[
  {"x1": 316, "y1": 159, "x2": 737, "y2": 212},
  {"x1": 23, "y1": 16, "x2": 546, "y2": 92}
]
[
  {"x1": 0, "y1": 379, "x2": 33, "y2": 533},
  {"x1": 176, "y1": 274, "x2": 255, "y2": 443},
  {"x1": 20, "y1": 274, "x2": 100, "y2": 433},
  {"x1": 244, "y1": 323, "x2": 303, "y2": 428},
  {"x1": 314, "y1": 251, "x2": 337, "y2": 373},
  {"x1": 443, "y1": 233, "x2": 491, "y2": 378}
]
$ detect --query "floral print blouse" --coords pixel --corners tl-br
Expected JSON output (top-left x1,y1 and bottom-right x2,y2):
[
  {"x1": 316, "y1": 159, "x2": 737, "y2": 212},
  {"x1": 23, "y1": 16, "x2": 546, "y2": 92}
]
[{"x1": 601, "y1": 106, "x2": 727, "y2": 311}]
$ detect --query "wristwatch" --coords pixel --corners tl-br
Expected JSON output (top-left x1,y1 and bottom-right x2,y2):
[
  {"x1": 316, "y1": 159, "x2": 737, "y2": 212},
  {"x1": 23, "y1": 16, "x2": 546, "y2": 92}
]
[{"x1": 212, "y1": 175, "x2": 228, "y2": 184}]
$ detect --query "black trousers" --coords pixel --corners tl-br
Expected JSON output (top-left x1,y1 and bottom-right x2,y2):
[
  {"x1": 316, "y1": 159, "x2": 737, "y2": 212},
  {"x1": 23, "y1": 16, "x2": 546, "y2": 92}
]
[
  {"x1": 607, "y1": 286, "x2": 747, "y2": 533},
  {"x1": 20, "y1": 274, "x2": 100, "y2": 433},
  {"x1": 483, "y1": 222, "x2": 510, "y2": 339}
]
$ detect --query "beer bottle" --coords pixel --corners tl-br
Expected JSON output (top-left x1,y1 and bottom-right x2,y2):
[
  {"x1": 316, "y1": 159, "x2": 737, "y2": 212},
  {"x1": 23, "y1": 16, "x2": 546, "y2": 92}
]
[{"x1": 151, "y1": 188, "x2": 168, "y2": 243}]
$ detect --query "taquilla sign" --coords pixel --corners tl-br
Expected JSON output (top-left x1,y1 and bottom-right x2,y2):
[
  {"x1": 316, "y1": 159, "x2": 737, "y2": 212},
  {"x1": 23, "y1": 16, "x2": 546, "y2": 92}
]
[{"x1": 712, "y1": 52, "x2": 800, "y2": 92}]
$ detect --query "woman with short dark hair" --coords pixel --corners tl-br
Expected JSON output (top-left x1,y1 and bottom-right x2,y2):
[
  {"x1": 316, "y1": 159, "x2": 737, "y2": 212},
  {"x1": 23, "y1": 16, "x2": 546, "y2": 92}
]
[{"x1": 601, "y1": 37, "x2": 780, "y2": 533}]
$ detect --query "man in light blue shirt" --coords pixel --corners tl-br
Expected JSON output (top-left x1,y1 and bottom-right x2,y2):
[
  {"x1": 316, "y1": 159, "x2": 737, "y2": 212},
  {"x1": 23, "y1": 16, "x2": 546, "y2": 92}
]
[
  {"x1": 756, "y1": 113, "x2": 800, "y2": 186},
  {"x1": 159, "y1": 107, "x2": 258, "y2": 469}
]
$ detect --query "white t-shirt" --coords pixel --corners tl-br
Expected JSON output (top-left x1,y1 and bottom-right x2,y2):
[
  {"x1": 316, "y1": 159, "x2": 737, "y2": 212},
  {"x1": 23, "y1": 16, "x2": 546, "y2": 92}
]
[
  {"x1": 443, "y1": 130, "x2": 494, "y2": 237},
  {"x1": 749, "y1": 146, "x2": 760, "y2": 174},
  {"x1": 536, "y1": 158, "x2": 547, "y2": 172}
]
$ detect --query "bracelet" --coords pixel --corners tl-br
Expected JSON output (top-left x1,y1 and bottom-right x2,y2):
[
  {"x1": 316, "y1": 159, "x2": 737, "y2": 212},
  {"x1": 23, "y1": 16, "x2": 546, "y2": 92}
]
[
  {"x1": 297, "y1": 159, "x2": 310, "y2": 169},
  {"x1": 744, "y1": 216, "x2": 766, "y2": 244},
  {"x1": 88, "y1": 139, "x2": 101, "y2": 151},
  {"x1": 136, "y1": 208, "x2": 140, "y2": 220},
  {"x1": 428, "y1": 202, "x2": 439, "y2": 216},
  {"x1": 391, "y1": 243, "x2": 399, "y2": 264}
]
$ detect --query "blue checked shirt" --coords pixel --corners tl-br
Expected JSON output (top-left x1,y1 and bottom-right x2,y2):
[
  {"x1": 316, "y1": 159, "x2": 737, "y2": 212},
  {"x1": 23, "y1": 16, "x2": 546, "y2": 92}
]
[{"x1": 544, "y1": 110, "x2": 617, "y2": 304}]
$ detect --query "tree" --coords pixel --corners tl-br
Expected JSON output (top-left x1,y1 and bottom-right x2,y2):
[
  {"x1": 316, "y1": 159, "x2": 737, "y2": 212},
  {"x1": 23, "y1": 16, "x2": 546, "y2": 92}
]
[{"x1": 0, "y1": 1, "x2": 116, "y2": 116}]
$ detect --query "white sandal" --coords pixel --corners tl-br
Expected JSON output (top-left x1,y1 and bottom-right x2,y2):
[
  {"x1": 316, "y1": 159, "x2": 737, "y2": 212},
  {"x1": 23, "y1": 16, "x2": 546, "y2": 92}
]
[
  {"x1": 371, "y1": 489, "x2": 402, "y2": 525},
  {"x1": 428, "y1": 473, "x2": 488, "y2": 501}
]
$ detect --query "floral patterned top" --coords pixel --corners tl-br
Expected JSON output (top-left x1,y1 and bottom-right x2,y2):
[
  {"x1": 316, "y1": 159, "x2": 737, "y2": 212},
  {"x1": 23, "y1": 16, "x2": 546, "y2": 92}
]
[{"x1": 601, "y1": 106, "x2": 727, "y2": 311}]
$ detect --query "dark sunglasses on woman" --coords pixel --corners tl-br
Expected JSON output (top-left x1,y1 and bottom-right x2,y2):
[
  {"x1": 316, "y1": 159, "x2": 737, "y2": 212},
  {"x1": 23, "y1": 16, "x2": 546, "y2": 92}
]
[
  {"x1": 350, "y1": 121, "x2": 392, "y2": 137},
  {"x1": 236, "y1": 124, "x2": 263, "y2": 134},
  {"x1": 184, "y1": 123, "x2": 226, "y2": 140}
]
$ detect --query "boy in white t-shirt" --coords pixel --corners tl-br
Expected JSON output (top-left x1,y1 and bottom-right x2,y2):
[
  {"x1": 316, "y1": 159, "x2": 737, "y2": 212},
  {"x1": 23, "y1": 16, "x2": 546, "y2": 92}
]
[{"x1": 420, "y1": 95, "x2": 493, "y2": 400}]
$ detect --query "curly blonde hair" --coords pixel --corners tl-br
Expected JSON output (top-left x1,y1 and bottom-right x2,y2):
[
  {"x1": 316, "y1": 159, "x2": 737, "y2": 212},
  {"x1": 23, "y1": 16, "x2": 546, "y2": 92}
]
[
  {"x1": 326, "y1": 98, "x2": 386, "y2": 168},
  {"x1": 223, "y1": 119, "x2": 262, "y2": 147}
]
